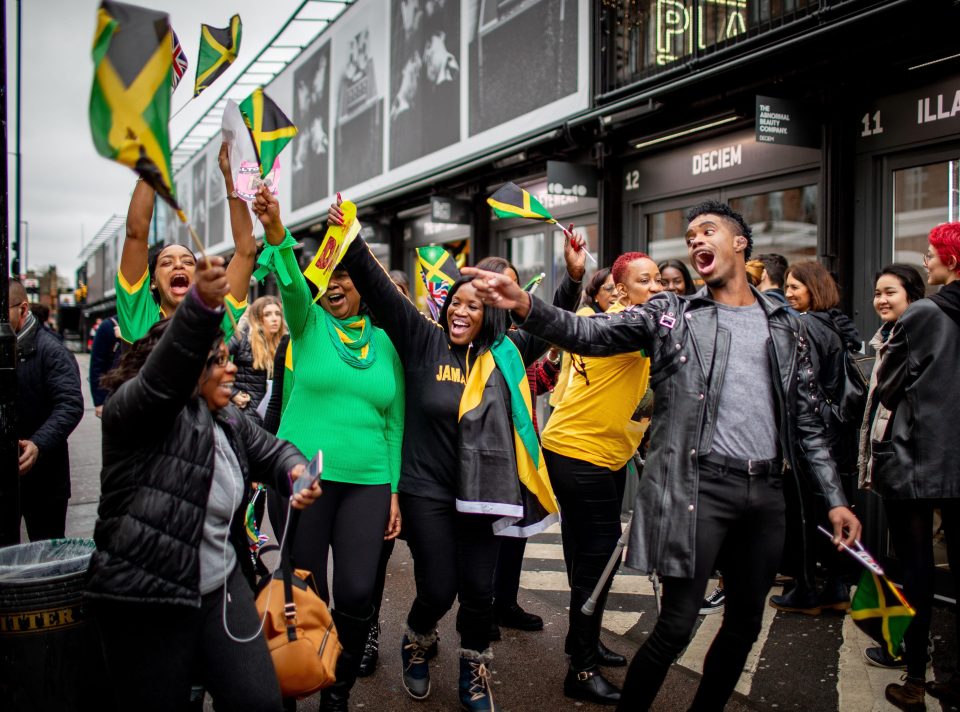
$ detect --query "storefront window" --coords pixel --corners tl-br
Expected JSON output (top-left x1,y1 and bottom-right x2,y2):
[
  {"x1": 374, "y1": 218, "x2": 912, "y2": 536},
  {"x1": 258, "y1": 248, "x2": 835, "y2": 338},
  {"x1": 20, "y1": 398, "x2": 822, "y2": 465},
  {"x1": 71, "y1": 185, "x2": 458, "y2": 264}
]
[
  {"x1": 646, "y1": 184, "x2": 818, "y2": 283},
  {"x1": 893, "y1": 159, "x2": 960, "y2": 293}
]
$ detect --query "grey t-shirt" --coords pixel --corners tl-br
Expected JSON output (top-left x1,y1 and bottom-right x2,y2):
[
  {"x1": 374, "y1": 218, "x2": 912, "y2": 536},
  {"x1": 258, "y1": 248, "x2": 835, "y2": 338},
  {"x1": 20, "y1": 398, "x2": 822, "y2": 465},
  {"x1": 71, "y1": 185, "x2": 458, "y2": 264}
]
[
  {"x1": 198, "y1": 423, "x2": 244, "y2": 595},
  {"x1": 710, "y1": 301, "x2": 779, "y2": 461}
]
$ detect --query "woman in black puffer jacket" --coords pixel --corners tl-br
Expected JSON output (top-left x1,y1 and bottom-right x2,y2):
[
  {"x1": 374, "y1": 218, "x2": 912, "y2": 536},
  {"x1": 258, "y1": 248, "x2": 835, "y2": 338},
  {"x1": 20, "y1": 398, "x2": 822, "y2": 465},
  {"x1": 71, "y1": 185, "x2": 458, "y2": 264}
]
[
  {"x1": 86, "y1": 259, "x2": 320, "y2": 711},
  {"x1": 770, "y1": 261, "x2": 862, "y2": 616},
  {"x1": 230, "y1": 295, "x2": 287, "y2": 422}
]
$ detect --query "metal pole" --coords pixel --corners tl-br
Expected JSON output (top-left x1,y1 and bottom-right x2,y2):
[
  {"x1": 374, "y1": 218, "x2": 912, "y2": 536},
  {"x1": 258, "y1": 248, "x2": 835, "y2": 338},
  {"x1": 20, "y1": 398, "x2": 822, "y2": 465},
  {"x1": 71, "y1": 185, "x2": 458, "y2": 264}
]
[
  {"x1": 21, "y1": 220, "x2": 27, "y2": 274},
  {"x1": 0, "y1": 0, "x2": 23, "y2": 545},
  {"x1": 13, "y1": 0, "x2": 20, "y2": 277}
]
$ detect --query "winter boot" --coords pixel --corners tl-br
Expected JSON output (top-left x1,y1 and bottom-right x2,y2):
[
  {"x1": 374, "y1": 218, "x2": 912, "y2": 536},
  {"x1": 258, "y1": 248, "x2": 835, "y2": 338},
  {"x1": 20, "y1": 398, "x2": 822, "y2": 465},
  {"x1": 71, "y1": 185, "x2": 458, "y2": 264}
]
[
  {"x1": 885, "y1": 675, "x2": 926, "y2": 712},
  {"x1": 818, "y1": 577, "x2": 851, "y2": 612},
  {"x1": 319, "y1": 608, "x2": 374, "y2": 712},
  {"x1": 768, "y1": 585, "x2": 822, "y2": 615},
  {"x1": 400, "y1": 626, "x2": 437, "y2": 700},
  {"x1": 357, "y1": 620, "x2": 380, "y2": 678},
  {"x1": 458, "y1": 648, "x2": 498, "y2": 711}
]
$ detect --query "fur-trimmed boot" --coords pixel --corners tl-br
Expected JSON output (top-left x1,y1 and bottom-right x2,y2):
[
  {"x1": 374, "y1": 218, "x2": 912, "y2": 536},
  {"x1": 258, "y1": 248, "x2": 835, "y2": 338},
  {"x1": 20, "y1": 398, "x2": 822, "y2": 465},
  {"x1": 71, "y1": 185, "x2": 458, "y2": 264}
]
[
  {"x1": 458, "y1": 648, "x2": 498, "y2": 711},
  {"x1": 400, "y1": 626, "x2": 438, "y2": 700}
]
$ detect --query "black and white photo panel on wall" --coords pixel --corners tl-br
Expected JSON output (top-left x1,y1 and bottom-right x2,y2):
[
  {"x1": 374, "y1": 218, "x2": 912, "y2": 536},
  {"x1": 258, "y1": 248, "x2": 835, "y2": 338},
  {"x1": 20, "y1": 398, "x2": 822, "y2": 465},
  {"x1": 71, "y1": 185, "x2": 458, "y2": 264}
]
[
  {"x1": 206, "y1": 146, "x2": 225, "y2": 248},
  {"x1": 292, "y1": 42, "x2": 331, "y2": 211},
  {"x1": 389, "y1": 0, "x2": 461, "y2": 169},
  {"x1": 467, "y1": 0, "x2": 579, "y2": 136},
  {"x1": 191, "y1": 158, "x2": 208, "y2": 247},
  {"x1": 333, "y1": 2, "x2": 387, "y2": 191}
]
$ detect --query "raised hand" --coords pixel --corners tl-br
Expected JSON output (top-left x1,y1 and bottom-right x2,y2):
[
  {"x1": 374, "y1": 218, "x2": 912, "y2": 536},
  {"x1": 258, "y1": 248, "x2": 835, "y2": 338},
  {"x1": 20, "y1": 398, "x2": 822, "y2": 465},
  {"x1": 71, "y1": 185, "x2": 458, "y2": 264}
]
[
  {"x1": 328, "y1": 192, "x2": 344, "y2": 226},
  {"x1": 562, "y1": 223, "x2": 587, "y2": 281},
  {"x1": 461, "y1": 266, "x2": 532, "y2": 319},
  {"x1": 195, "y1": 255, "x2": 230, "y2": 309},
  {"x1": 252, "y1": 185, "x2": 285, "y2": 244}
]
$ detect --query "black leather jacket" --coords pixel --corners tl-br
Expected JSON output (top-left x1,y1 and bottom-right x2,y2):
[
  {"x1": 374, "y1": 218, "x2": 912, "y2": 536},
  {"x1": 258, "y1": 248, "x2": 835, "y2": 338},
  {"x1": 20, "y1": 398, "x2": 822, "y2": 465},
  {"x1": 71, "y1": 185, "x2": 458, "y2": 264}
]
[
  {"x1": 86, "y1": 291, "x2": 305, "y2": 607},
  {"x1": 518, "y1": 287, "x2": 847, "y2": 578},
  {"x1": 874, "y1": 298, "x2": 960, "y2": 499}
]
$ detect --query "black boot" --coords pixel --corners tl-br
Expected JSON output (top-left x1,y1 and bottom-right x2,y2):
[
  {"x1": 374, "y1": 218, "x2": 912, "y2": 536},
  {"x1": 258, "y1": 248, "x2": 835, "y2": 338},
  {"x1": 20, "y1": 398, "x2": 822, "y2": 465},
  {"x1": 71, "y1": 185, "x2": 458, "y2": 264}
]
[
  {"x1": 357, "y1": 620, "x2": 380, "y2": 678},
  {"x1": 564, "y1": 599, "x2": 621, "y2": 705},
  {"x1": 401, "y1": 626, "x2": 437, "y2": 700},
  {"x1": 319, "y1": 608, "x2": 374, "y2": 711},
  {"x1": 458, "y1": 648, "x2": 498, "y2": 711}
]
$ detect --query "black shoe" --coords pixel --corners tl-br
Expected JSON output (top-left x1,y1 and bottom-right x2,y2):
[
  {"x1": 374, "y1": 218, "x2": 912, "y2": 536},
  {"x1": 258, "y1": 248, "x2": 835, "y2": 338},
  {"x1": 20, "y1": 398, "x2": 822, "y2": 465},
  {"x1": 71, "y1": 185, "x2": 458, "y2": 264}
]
[
  {"x1": 699, "y1": 586, "x2": 725, "y2": 615},
  {"x1": 489, "y1": 620, "x2": 502, "y2": 642},
  {"x1": 563, "y1": 667, "x2": 621, "y2": 705},
  {"x1": 597, "y1": 639, "x2": 627, "y2": 667},
  {"x1": 769, "y1": 586, "x2": 821, "y2": 615},
  {"x1": 321, "y1": 608, "x2": 374, "y2": 710},
  {"x1": 864, "y1": 645, "x2": 907, "y2": 670},
  {"x1": 819, "y1": 579, "x2": 851, "y2": 612},
  {"x1": 357, "y1": 621, "x2": 380, "y2": 678},
  {"x1": 495, "y1": 603, "x2": 543, "y2": 631}
]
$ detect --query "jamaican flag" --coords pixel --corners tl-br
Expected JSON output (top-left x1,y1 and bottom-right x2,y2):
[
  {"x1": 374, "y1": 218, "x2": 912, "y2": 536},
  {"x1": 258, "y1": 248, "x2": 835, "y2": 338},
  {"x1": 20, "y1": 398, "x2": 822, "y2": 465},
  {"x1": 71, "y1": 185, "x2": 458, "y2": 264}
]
[
  {"x1": 90, "y1": 1, "x2": 178, "y2": 208},
  {"x1": 193, "y1": 14, "x2": 242, "y2": 97},
  {"x1": 488, "y1": 182, "x2": 559, "y2": 224},
  {"x1": 458, "y1": 337, "x2": 560, "y2": 537},
  {"x1": 850, "y1": 569, "x2": 915, "y2": 658},
  {"x1": 416, "y1": 245, "x2": 462, "y2": 319},
  {"x1": 238, "y1": 87, "x2": 298, "y2": 178}
]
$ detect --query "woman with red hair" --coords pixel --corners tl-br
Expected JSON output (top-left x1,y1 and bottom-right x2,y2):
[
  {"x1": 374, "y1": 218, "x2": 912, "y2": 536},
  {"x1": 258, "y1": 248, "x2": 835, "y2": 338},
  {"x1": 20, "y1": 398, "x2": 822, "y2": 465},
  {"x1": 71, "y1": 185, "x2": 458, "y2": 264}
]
[{"x1": 873, "y1": 223, "x2": 960, "y2": 710}]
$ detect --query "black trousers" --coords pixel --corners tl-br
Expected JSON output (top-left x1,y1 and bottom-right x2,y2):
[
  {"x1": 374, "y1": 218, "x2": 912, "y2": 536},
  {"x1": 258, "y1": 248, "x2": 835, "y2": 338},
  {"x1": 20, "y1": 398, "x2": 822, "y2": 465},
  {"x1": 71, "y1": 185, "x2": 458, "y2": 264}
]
[
  {"x1": 494, "y1": 536, "x2": 527, "y2": 608},
  {"x1": 544, "y1": 449, "x2": 626, "y2": 667},
  {"x1": 291, "y1": 481, "x2": 391, "y2": 617},
  {"x1": 884, "y1": 497, "x2": 960, "y2": 678},
  {"x1": 617, "y1": 460, "x2": 786, "y2": 712},
  {"x1": 22, "y1": 495, "x2": 69, "y2": 541},
  {"x1": 401, "y1": 493, "x2": 502, "y2": 652},
  {"x1": 93, "y1": 567, "x2": 282, "y2": 712}
]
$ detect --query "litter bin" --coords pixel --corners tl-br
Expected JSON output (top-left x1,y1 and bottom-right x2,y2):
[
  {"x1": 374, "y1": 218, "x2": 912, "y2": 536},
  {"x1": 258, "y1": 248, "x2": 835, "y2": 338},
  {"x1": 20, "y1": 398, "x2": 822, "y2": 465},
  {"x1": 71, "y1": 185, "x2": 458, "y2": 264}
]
[{"x1": 0, "y1": 538, "x2": 110, "y2": 711}]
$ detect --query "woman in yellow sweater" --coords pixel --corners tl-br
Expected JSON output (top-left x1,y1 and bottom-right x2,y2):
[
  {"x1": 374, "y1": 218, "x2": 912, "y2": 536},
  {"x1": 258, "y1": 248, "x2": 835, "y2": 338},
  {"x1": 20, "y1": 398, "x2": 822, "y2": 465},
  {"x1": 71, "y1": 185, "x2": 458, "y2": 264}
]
[{"x1": 542, "y1": 252, "x2": 662, "y2": 705}]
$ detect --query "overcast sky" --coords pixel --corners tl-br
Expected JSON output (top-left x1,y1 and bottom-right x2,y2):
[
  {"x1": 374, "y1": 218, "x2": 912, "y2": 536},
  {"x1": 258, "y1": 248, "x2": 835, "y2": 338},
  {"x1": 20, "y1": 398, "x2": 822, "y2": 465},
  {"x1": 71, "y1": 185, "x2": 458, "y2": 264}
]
[{"x1": 4, "y1": 0, "x2": 306, "y2": 281}]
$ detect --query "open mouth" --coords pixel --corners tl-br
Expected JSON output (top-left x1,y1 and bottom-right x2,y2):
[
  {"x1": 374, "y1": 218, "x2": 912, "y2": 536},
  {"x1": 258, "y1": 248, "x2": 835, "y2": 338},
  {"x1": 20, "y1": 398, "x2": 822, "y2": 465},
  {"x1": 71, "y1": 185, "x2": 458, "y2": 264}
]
[
  {"x1": 450, "y1": 318, "x2": 471, "y2": 338},
  {"x1": 326, "y1": 292, "x2": 346, "y2": 307},
  {"x1": 692, "y1": 249, "x2": 716, "y2": 276},
  {"x1": 219, "y1": 380, "x2": 234, "y2": 394},
  {"x1": 169, "y1": 272, "x2": 190, "y2": 295}
]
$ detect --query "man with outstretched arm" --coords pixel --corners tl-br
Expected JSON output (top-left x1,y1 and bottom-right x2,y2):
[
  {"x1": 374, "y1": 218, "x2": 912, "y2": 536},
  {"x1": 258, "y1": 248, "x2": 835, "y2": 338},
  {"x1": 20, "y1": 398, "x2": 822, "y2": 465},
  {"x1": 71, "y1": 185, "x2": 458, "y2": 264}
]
[{"x1": 464, "y1": 200, "x2": 861, "y2": 711}]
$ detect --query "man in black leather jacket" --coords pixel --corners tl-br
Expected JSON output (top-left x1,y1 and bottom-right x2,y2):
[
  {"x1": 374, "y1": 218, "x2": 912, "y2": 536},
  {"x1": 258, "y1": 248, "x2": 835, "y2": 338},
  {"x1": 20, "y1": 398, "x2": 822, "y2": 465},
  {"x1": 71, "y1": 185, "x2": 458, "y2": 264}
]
[{"x1": 465, "y1": 201, "x2": 861, "y2": 711}]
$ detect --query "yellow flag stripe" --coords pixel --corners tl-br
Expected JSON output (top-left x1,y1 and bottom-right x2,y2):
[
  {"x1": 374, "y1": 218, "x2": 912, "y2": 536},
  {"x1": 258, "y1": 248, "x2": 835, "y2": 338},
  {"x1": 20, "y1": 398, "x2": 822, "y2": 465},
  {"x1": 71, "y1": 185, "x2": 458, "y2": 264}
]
[
  {"x1": 418, "y1": 251, "x2": 458, "y2": 285},
  {"x1": 96, "y1": 36, "x2": 173, "y2": 190},
  {"x1": 487, "y1": 197, "x2": 559, "y2": 223}
]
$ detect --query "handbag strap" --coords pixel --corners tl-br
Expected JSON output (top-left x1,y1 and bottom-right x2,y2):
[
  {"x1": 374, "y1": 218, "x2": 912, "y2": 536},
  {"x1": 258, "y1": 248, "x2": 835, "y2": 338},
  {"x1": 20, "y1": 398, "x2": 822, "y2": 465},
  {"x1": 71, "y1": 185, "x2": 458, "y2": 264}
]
[{"x1": 279, "y1": 509, "x2": 301, "y2": 642}]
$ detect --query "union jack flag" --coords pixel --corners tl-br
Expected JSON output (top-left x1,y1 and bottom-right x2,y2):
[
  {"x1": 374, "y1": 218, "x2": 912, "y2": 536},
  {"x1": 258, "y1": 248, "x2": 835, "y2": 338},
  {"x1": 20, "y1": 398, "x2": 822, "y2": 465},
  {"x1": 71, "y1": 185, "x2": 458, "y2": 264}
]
[
  {"x1": 171, "y1": 30, "x2": 188, "y2": 90},
  {"x1": 417, "y1": 245, "x2": 461, "y2": 320}
]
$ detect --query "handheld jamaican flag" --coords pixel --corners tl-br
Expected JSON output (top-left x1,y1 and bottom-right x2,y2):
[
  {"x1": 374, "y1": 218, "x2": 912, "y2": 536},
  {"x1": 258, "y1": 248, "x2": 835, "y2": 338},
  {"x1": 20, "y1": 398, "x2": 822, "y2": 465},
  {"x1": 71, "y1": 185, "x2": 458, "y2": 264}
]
[
  {"x1": 816, "y1": 526, "x2": 916, "y2": 658},
  {"x1": 850, "y1": 569, "x2": 915, "y2": 658},
  {"x1": 417, "y1": 245, "x2": 462, "y2": 319},
  {"x1": 171, "y1": 29, "x2": 188, "y2": 90},
  {"x1": 488, "y1": 182, "x2": 558, "y2": 224},
  {"x1": 90, "y1": 1, "x2": 178, "y2": 208},
  {"x1": 193, "y1": 14, "x2": 242, "y2": 98},
  {"x1": 238, "y1": 87, "x2": 298, "y2": 178}
]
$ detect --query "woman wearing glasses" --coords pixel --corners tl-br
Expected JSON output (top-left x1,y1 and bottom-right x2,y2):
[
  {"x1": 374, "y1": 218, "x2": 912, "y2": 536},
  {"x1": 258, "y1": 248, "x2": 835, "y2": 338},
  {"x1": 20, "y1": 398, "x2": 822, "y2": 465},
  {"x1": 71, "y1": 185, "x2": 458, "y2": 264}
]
[{"x1": 540, "y1": 252, "x2": 662, "y2": 705}]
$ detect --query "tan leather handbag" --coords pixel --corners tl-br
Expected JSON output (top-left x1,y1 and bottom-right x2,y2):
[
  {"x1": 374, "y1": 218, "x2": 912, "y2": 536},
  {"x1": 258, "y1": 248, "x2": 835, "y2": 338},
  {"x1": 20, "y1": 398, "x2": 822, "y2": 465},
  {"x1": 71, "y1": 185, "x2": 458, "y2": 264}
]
[{"x1": 255, "y1": 539, "x2": 341, "y2": 698}]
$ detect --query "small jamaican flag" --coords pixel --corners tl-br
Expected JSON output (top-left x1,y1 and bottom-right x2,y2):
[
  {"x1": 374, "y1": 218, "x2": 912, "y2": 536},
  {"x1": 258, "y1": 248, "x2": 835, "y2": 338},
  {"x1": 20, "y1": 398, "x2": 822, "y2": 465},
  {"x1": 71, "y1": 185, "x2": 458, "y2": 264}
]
[
  {"x1": 417, "y1": 245, "x2": 461, "y2": 319},
  {"x1": 194, "y1": 14, "x2": 242, "y2": 97},
  {"x1": 238, "y1": 87, "x2": 298, "y2": 178},
  {"x1": 488, "y1": 182, "x2": 558, "y2": 224},
  {"x1": 849, "y1": 569, "x2": 915, "y2": 658}
]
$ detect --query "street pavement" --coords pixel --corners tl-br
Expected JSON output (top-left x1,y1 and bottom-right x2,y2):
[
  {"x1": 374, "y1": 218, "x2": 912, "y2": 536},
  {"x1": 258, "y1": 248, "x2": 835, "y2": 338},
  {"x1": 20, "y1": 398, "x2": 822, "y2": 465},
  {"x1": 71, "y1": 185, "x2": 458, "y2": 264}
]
[{"x1": 53, "y1": 353, "x2": 957, "y2": 711}]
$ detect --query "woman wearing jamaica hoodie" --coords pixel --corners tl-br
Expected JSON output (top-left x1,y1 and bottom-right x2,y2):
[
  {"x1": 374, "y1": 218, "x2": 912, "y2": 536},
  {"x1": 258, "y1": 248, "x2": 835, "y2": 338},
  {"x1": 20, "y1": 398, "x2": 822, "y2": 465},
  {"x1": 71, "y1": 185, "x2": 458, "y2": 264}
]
[{"x1": 327, "y1": 196, "x2": 585, "y2": 711}]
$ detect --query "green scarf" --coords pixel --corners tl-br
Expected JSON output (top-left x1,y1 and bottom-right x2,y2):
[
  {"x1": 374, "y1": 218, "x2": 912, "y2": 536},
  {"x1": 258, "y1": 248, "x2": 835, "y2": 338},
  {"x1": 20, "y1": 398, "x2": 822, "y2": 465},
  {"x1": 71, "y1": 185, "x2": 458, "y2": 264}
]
[{"x1": 323, "y1": 311, "x2": 376, "y2": 369}]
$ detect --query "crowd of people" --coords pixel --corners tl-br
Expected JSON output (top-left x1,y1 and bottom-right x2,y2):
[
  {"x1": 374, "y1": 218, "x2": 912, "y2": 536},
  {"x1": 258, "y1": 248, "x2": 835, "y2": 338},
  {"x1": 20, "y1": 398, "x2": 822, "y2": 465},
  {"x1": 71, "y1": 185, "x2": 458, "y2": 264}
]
[{"x1": 12, "y1": 156, "x2": 959, "y2": 712}]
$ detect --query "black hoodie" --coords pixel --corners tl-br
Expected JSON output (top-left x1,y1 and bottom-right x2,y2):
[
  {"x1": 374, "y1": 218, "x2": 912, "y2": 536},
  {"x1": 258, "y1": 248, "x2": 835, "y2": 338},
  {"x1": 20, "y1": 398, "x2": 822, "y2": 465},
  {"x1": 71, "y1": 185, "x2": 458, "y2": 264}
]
[{"x1": 930, "y1": 281, "x2": 960, "y2": 328}]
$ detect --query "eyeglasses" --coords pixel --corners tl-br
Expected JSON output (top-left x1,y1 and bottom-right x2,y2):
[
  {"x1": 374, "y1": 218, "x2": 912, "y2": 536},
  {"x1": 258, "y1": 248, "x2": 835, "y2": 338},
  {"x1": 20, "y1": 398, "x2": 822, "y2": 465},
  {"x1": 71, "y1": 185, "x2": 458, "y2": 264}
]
[
  {"x1": 923, "y1": 250, "x2": 937, "y2": 265},
  {"x1": 206, "y1": 352, "x2": 230, "y2": 369},
  {"x1": 600, "y1": 284, "x2": 617, "y2": 293}
]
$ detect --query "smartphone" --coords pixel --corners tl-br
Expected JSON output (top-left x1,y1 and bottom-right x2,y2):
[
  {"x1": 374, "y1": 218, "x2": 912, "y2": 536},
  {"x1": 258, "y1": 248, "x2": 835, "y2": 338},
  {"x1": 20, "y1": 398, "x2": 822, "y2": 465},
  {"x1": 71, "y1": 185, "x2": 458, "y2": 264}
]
[{"x1": 293, "y1": 450, "x2": 322, "y2": 494}]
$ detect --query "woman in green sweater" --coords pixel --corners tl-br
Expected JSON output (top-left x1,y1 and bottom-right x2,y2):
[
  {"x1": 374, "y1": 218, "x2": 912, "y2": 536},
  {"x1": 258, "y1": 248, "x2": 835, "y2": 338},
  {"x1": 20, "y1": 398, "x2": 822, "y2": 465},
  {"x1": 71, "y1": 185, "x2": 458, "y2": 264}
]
[{"x1": 251, "y1": 187, "x2": 404, "y2": 712}]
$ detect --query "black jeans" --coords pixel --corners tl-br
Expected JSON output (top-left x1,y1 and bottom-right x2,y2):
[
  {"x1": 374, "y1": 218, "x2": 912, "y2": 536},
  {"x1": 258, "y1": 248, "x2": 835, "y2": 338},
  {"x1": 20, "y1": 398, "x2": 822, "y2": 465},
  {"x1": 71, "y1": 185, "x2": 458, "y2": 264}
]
[
  {"x1": 617, "y1": 460, "x2": 786, "y2": 712},
  {"x1": 494, "y1": 536, "x2": 527, "y2": 609},
  {"x1": 93, "y1": 567, "x2": 282, "y2": 711},
  {"x1": 884, "y1": 497, "x2": 960, "y2": 678},
  {"x1": 291, "y1": 481, "x2": 391, "y2": 617},
  {"x1": 22, "y1": 495, "x2": 69, "y2": 541},
  {"x1": 544, "y1": 449, "x2": 626, "y2": 667},
  {"x1": 401, "y1": 493, "x2": 502, "y2": 652}
]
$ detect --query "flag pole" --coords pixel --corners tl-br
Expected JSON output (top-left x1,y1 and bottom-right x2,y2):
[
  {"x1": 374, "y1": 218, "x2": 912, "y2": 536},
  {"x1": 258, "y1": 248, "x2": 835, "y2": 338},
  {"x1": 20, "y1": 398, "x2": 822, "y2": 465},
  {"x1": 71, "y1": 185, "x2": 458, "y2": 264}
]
[
  {"x1": 177, "y1": 208, "x2": 237, "y2": 330},
  {"x1": 557, "y1": 222, "x2": 598, "y2": 265}
]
